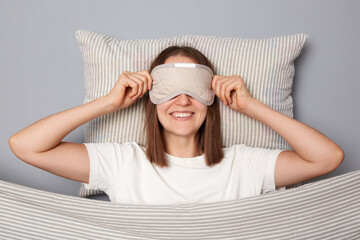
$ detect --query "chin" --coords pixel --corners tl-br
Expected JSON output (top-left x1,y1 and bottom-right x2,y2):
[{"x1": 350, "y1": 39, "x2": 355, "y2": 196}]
[{"x1": 166, "y1": 128, "x2": 199, "y2": 138}]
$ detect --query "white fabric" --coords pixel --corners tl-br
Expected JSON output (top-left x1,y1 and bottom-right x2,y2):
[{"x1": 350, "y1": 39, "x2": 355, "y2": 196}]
[{"x1": 84, "y1": 142, "x2": 284, "y2": 205}]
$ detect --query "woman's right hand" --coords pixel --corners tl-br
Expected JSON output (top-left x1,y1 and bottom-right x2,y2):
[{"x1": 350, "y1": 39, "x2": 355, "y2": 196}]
[{"x1": 106, "y1": 70, "x2": 153, "y2": 110}]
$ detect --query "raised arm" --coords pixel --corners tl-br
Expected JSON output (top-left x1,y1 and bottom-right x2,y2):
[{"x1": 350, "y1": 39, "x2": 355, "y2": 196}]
[
  {"x1": 242, "y1": 99, "x2": 344, "y2": 187},
  {"x1": 9, "y1": 71, "x2": 152, "y2": 183},
  {"x1": 212, "y1": 75, "x2": 344, "y2": 188}
]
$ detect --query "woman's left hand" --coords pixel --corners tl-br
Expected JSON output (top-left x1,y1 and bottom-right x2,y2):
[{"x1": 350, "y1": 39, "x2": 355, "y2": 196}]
[{"x1": 211, "y1": 75, "x2": 254, "y2": 113}]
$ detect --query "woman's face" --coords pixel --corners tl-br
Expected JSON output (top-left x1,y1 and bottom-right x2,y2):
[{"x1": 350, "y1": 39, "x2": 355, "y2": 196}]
[{"x1": 156, "y1": 55, "x2": 208, "y2": 139}]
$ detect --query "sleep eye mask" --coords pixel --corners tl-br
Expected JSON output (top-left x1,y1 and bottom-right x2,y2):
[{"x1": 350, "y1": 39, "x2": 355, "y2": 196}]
[{"x1": 149, "y1": 63, "x2": 215, "y2": 105}]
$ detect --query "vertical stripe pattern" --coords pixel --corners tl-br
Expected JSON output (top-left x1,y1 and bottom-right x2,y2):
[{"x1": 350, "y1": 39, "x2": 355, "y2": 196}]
[
  {"x1": 1, "y1": 170, "x2": 359, "y2": 239},
  {"x1": 76, "y1": 30, "x2": 308, "y2": 197}
]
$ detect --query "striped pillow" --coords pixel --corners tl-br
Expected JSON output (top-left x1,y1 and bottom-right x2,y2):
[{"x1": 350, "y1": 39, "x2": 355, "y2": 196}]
[{"x1": 76, "y1": 30, "x2": 308, "y2": 197}]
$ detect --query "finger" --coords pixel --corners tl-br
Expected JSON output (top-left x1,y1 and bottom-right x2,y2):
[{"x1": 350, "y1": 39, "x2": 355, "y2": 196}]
[
  {"x1": 211, "y1": 75, "x2": 220, "y2": 91},
  {"x1": 220, "y1": 78, "x2": 236, "y2": 105},
  {"x1": 125, "y1": 73, "x2": 145, "y2": 99},
  {"x1": 219, "y1": 79, "x2": 228, "y2": 105},
  {"x1": 223, "y1": 78, "x2": 238, "y2": 104},
  {"x1": 123, "y1": 73, "x2": 140, "y2": 98},
  {"x1": 216, "y1": 77, "x2": 227, "y2": 104},
  {"x1": 212, "y1": 75, "x2": 221, "y2": 97},
  {"x1": 141, "y1": 70, "x2": 153, "y2": 90},
  {"x1": 131, "y1": 72, "x2": 149, "y2": 97}
]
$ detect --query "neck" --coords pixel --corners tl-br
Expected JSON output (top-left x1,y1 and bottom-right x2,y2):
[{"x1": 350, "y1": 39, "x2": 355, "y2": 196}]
[{"x1": 164, "y1": 132, "x2": 203, "y2": 158}]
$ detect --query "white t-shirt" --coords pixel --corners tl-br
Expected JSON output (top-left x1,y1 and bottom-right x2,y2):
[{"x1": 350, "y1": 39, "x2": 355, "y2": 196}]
[{"x1": 84, "y1": 142, "x2": 284, "y2": 205}]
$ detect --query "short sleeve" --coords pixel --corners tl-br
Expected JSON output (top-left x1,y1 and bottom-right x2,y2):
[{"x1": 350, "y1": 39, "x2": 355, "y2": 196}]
[
  {"x1": 83, "y1": 142, "x2": 121, "y2": 192},
  {"x1": 245, "y1": 146, "x2": 284, "y2": 194}
]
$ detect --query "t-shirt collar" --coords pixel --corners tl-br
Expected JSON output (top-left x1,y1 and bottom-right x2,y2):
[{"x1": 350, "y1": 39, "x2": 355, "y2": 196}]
[{"x1": 165, "y1": 152, "x2": 208, "y2": 168}]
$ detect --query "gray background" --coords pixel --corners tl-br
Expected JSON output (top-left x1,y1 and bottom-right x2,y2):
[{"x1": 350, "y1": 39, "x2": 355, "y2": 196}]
[{"x1": 1, "y1": 0, "x2": 359, "y2": 197}]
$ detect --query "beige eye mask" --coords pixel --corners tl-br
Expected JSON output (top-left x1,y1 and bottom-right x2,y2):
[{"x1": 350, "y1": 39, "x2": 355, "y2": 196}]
[{"x1": 149, "y1": 63, "x2": 215, "y2": 105}]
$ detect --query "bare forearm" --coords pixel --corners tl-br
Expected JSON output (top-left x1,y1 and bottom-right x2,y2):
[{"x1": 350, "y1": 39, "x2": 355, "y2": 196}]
[
  {"x1": 243, "y1": 99, "x2": 344, "y2": 164},
  {"x1": 10, "y1": 96, "x2": 115, "y2": 155}
]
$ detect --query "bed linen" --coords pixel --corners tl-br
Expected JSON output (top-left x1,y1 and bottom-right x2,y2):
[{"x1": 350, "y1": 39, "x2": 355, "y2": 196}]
[{"x1": 0, "y1": 170, "x2": 359, "y2": 239}]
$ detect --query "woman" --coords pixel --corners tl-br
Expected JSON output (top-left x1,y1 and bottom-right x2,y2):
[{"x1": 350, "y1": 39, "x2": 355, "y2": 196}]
[{"x1": 9, "y1": 46, "x2": 344, "y2": 204}]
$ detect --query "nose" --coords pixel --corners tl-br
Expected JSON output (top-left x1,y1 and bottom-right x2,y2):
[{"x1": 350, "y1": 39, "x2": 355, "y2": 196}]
[{"x1": 175, "y1": 94, "x2": 191, "y2": 106}]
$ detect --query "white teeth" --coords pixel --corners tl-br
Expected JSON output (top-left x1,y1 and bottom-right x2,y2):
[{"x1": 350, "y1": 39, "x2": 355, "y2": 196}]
[{"x1": 172, "y1": 113, "x2": 192, "y2": 118}]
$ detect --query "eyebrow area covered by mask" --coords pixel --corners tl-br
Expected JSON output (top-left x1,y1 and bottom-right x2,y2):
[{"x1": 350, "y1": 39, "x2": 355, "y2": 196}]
[{"x1": 149, "y1": 63, "x2": 215, "y2": 105}]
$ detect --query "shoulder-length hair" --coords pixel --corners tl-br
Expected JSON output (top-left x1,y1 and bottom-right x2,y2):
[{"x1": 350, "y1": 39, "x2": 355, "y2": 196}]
[{"x1": 144, "y1": 45, "x2": 224, "y2": 167}]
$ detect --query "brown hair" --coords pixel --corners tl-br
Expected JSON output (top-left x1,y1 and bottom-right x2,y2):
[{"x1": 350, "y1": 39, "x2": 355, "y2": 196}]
[{"x1": 144, "y1": 46, "x2": 224, "y2": 167}]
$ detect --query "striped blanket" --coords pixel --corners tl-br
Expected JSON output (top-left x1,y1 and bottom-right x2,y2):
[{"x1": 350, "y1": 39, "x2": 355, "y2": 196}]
[{"x1": 1, "y1": 170, "x2": 359, "y2": 240}]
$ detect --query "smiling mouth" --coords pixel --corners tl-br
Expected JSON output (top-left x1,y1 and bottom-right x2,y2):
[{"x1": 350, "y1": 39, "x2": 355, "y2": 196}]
[{"x1": 170, "y1": 112, "x2": 194, "y2": 119}]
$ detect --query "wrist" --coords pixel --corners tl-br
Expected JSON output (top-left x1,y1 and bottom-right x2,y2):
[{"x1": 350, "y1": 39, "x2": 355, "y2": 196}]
[
  {"x1": 237, "y1": 97, "x2": 257, "y2": 114},
  {"x1": 241, "y1": 98, "x2": 262, "y2": 117},
  {"x1": 97, "y1": 95, "x2": 119, "y2": 114}
]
